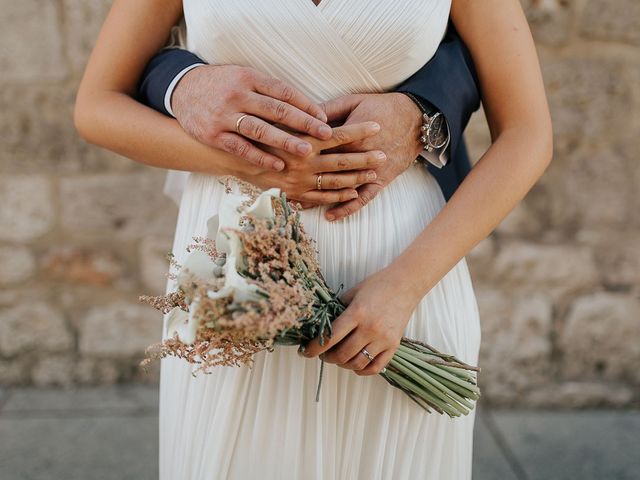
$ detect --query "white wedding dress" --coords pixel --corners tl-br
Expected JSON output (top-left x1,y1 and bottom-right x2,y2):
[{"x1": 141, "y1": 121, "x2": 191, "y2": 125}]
[{"x1": 159, "y1": 1, "x2": 481, "y2": 478}]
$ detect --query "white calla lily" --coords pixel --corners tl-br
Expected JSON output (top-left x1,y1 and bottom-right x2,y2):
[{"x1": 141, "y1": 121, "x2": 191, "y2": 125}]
[
  {"x1": 165, "y1": 305, "x2": 200, "y2": 345},
  {"x1": 177, "y1": 249, "x2": 217, "y2": 288},
  {"x1": 244, "y1": 188, "x2": 280, "y2": 220},
  {"x1": 207, "y1": 255, "x2": 263, "y2": 302}
]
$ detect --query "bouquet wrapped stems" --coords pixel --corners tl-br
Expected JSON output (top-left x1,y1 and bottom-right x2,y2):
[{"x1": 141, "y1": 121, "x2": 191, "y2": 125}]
[{"x1": 140, "y1": 184, "x2": 480, "y2": 418}]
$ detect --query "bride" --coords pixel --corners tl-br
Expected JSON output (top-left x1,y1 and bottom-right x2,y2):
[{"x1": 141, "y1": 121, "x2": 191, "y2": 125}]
[{"x1": 75, "y1": 0, "x2": 552, "y2": 478}]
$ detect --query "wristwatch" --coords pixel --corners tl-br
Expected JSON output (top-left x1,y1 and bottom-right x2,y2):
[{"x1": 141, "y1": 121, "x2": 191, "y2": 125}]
[{"x1": 401, "y1": 92, "x2": 449, "y2": 153}]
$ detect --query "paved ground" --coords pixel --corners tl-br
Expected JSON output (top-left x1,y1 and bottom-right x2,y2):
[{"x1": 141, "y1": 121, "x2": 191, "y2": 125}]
[{"x1": 0, "y1": 386, "x2": 638, "y2": 480}]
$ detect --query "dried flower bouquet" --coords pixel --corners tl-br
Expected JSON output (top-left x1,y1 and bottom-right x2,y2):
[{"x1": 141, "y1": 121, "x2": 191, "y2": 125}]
[{"x1": 141, "y1": 182, "x2": 480, "y2": 417}]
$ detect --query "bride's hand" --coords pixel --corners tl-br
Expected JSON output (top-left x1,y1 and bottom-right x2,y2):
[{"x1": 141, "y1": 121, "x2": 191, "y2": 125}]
[
  {"x1": 243, "y1": 121, "x2": 387, "y2": 205},
  {"x1": 301, "y1": 266, "x2": 421, "y2": 376}
]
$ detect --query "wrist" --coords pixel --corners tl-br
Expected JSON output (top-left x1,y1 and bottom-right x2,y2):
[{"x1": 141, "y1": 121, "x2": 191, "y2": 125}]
[
  {"x1": 169, "y1": 63, "x2": 207, "y2": 117},
  {"x1": 391, "y1": 93, "x2": 423, "y2": 157}
]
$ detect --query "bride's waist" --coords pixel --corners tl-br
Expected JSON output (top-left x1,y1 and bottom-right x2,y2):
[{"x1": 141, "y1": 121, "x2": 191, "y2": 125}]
[{"x1": 185, "y1": 162, "x2": 443, "y2": 214}]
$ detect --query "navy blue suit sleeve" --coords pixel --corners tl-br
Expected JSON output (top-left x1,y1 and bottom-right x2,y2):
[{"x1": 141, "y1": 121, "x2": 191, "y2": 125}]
[
  {"x1": 394, "y1": 25, "x2": 480, "y2": 159},
  {"x1": 136, "y1": 48, "x2": 207, "y2": 116}
]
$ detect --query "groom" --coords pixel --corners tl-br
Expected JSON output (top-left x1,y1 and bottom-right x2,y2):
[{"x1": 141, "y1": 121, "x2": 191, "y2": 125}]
[{"x1": 137, "y1": 24, "x2": 480, "y2": 220}]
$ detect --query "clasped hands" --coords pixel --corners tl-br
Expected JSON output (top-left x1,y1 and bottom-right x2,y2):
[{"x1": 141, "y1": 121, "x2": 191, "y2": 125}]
[
  {"x1": 171, "y1": 64, "x2": 426, "y2": 374},
  {"x1": 172, "y1": 64, "x2": 424, "y2": 222}
]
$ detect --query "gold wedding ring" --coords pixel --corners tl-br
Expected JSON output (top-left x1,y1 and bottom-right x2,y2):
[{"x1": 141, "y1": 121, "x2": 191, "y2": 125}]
[
  {"x1": 361, "y1": 348, "x2": 375, "y2": 362},
  {"x1": 235, "y1": 114, "x2": 250, "y2": 134},
  {"x1": 316, "y1": 174, "x2": 323, "y2": 191}
]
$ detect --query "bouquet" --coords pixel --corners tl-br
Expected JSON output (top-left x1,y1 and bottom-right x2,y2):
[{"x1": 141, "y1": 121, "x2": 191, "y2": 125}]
[{"x1": 141, "y1": 182, "x2": 480, "y2": 417}]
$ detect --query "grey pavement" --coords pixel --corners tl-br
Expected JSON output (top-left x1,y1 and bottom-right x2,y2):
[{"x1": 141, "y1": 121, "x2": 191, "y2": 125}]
[{"x1": 0, "y1": 386, "x2": 638, "y2": 480}]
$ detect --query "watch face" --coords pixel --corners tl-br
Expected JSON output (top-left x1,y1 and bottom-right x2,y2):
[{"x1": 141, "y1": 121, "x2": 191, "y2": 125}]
[{"x1": 428, "y1": 113, "x2": 448, "y2": 149}]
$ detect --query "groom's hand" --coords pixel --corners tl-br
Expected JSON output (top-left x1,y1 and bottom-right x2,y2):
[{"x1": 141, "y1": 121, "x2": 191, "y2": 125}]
[
  {"x1": 321, "y1": 93, "x2": 424, "y2": 221},
  {"x1": 171, "y1": 64, "x2": 333, "y2": 171}
]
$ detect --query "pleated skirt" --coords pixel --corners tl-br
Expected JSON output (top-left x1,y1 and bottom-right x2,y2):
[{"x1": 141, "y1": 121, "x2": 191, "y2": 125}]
[{"x1": 159, "y1": 163, "x2": 481, "y2": 480}]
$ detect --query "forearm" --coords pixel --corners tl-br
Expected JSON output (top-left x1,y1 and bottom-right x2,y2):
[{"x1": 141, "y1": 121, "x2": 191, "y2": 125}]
[
  {"x1": 74, "y1": 91, "x2": 253, "y2": 178},
  {"x1": 390, "y1": 126, "x2": 552, "y2": 301}
]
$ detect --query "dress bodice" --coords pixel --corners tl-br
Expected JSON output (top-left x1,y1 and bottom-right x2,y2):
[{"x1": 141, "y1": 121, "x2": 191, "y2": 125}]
[{"x1": 178, "y1": 0, "x2": 451, "y2": 102}]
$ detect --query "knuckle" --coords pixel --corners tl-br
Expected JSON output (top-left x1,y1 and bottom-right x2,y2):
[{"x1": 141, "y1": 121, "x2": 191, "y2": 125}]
[
  {"x1": 221, "y1": 137, "x2": 239, "y2": 154},
  {"x1": 274, "y1": 102, "x2": 289, "y2": 122},
  {"x1": 280, "y1": 84, "x2": 296, "y2": 103},
  {"x1": 336, "y1": 157, "x2": 349, "y2": 169},
  {"x1": 333, "y1": 129, "x2": 348, "y2": 144},
  {"x1": 282, "y1": 136, "x2": 295, "y2": 152},
  {"x1": 253, "y1": 123, "x2": 269, "y2": 141},
  {"x1": 303, "y1": 116, "x2": 315, "y2": 133},
  {"x1": 236, "y1": 142, "x2": 251, "y2": 158}
]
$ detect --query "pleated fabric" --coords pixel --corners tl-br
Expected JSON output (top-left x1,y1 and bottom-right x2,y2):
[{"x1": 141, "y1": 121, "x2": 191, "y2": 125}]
[{"x1": 159, "y1": 1, "x2": 481, "y2": 478}]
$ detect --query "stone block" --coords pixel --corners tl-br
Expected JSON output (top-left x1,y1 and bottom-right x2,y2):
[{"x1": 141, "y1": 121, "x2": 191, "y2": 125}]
[
  {"x1": 41, "y1": 246, "x2": 126, "y2": 286},
  {"x1": 477, "y1": 289, "x2": 554, "y2": 403},
  {"x1": 60, "y1": 172, "x2": 178, "y2": 240},
  {"x1": 62, "y1": 0, "x2": 115, "y2": 74},
  {"x1": 543, "y1": 57, "x2": 632, "y2": 150},
  {"x1": 491, "y1": 242, "x2": 599, "y2": 298},
  {"x1": 0, "y1": 0, "x2": 66, "y2": 82},
  {"x1": 581, "y1": 0, "x2": 640, "y2": 45},
  {"x1": 524, "y1": 381, "x2": 634, "y2": 408},
  {"x1": 559, "y1": 292, "x2": 640, "y2": 382},
  {"x1": 0, "y1": 303, "x2": 73, "y2": 357},
  {"x1": 0, "y1": 176, "x2": 54, "y2": 242},
  {"x1": 0, "y1": 359, "x2": 30, "y2": 386},
  {"x1": 0, "y1": 245, "x2": 35, "y2": 285},
  {"x1": 31, "y1": 355, "x2": 75, "y2": 387},
  {"x1": 522, "y1": 0, "x2": 573, "y2": 46},
  {"x1": 139, "y1": 236, "x2": 174, "y2": 295},
  {"x1": 539, "y1": 146, "x2": 635, "y2": 230},
  {"x1": 577, "y1": 230, "x2": 640, "y2": 289},
  {"x1": 0, "y1": 84, "x2": 134, "y2": 174},
  {"x1": 78, "y1": 303, "x2": 162, "y2": 357}
]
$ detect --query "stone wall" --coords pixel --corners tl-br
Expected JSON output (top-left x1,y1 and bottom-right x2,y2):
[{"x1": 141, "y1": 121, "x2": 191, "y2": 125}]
[{"x1": 0, "y1": 0, "x2": 638, "y2": 407}]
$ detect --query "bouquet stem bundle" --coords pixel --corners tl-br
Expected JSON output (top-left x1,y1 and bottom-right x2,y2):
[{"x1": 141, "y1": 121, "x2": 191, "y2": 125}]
[{"x1": 140, "y1": 183, "x2": 480, "y2": 417}]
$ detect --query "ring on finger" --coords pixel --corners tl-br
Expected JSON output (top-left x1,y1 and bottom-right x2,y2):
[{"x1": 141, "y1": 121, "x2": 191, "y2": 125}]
[
  {"x1": 235, "y1": 114, "x2": 250, "y2": 135},
  {"x1": 361, "y1": 348, "x2": 375, "y2": 362},
  {"x1": 316, "y1": 174, "x2": 323, "y2": 191}
]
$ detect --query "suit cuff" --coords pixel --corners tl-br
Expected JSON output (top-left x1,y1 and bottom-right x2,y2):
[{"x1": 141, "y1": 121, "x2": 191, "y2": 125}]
[{"x1": 164, "y1": 63, "x2": 206, "y2": 118}]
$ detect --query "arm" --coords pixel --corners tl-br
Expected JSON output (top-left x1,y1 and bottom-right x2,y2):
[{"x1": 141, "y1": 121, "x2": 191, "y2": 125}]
[
  {"x1": 74, "y1": 0, "x2": 384, "y2": 204},
  {"x1": 304, "y1": 0, "x2": 553, "y2": 375}
]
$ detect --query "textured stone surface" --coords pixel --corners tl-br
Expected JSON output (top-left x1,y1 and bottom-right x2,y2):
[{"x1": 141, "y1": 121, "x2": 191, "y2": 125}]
[
  {"x1": 0, "y1": 246, "x2": 35, "y2": 285},
  {"x1": 581, "y1": 0, "x2": 640, "y2": 45},
  {"x1": 0, "y1": 176, "x2": 55, "y2": 242},
  {"x1": 31, "y1": 355, "x2": 75, "y2": 387},
  {"x1": 0, "y1": 84, "x2": 133, "y2": 174},
  {"x1": 491, "y1": 242, "x2": 599, "y2": 298},
  {"x1": 0, "y1": 0, "x2": 66, "y2": 81},
  {"x1": 0, "y1": 303, "x2": 73, "y2": 357},
  {"x1": 542, "y1": 57, "x2": 633, "y2": 152},
  {"x1": 60, "y1": 173, "x2": 177, "y2": 240},
  {"x1": 524, "y1": 382, "x2": 635, "y2": 408},
  {"x1": 477, "y1": 289, "x2": 554, "y2": 404},
  {"x1": 42, "y1": 246, "x2": 126, "y2": 286},
  {"x1": 78, "y1": 303, "x2": 162, "y2": 357},
  {"x1": 62, "y1": 0, "x2": 114, "y2": 74},
  {"x1": 522, "y1": 0, "x2": 573, "y2": 46},
  {"x1": 139, "y1": 236, "x2": 173, "y2": 295},
  {"x1": 559, "y1": 293, "x2": 640, "y2": 383}
]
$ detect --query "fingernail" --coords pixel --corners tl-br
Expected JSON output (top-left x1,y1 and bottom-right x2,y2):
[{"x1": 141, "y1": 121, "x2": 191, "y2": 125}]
[
  {"x1": 349, "y1": 190, "x2": 359, "y2": 199},
  {"x1": 297, "y1": 142, "x2": 312, "y2": 155},
  {"x1": 319, "y1": 125, "x2": 332, "y2": 137},
  {"x1": 316, "y1": 112, "x2": 328, "y2": 122},
  {"x1": 325, "y1": 213, "x2": 336, "y2": 221},
  {"x1": 274, "y1": 160, "x2": 285, "y2": 171},
  {"x1": 375, "y1": 151, "x2": 386, "y2": 160},
  {"x1": 367, "y1": 171, "x2": 377, "y2": 180},
  {"x1": 369, "y1": 122, "x2": 381, "y2": 132}
]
